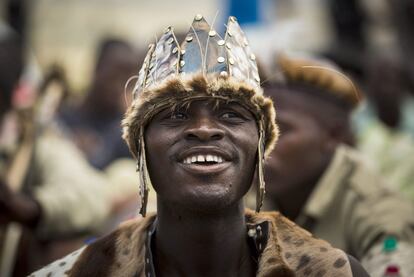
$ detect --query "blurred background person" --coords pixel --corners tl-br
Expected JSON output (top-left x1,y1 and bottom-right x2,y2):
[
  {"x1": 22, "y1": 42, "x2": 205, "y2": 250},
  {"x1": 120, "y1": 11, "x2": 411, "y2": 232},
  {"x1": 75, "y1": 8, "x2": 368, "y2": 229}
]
[
  {"x1": 0, "y1": 25, "x2": 116, "y2": 277},
  {"x1": 58, "y1": 38, "x2": 138, "y2": 169},
  {"x1": 253, "y1": 54, "x2": 414, "y2": 276}
]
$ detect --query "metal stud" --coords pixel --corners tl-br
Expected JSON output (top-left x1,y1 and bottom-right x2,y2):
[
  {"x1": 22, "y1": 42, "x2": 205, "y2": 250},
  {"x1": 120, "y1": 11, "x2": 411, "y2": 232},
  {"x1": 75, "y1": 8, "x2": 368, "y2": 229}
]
[
  {"x1": 254, "y1": 75, "x2": 260, "y2": 82},
  {"x1": 244, "y1": 39, "x2": 249, "y2": 46},
  {"x1": 164, "y1": 26, "x2": 171, "y2": 34},
  {"x1": 230, "y1": 16, "x2": 237, "y2": 23},
  {"x1": 195, "y1": 14, "x2": 203, "y2": 21},
  {"x1": 229, "y1": 58, "x2": 235, "y2": 65},
  {"x1": 143, "y1": 63, "x2": 148, "y2": 69},
  {"x1": 172, "y1": 47, "x2": 178, "y2": 54},
  {"x1": 226, "y1": 43, "x2": 232, "y2": 50},
  {"x1": 180, "y1": 60, "x2": 186, "y2": 67},
  {"x1": 250, "y1": 54, "x2": 256, "y2": 61},
  {"x1": 217, "y1": 57, "x2": 225, "y2": 63},
  {"x1": 186, "y1": 36, "x2": 193, "y2": 42},
  {"x1": 220, "y1": 71, "x2": 228, "y2": 77},
  {"x1": 208, "y1": 30, "x2": 217, "y2": 37},
  {"x1": 217, "y1": 40, "x2": 225, "y2": 46},
  {"x1": 181, "y1": 49, "x2": 186, "y2": 55},
  {"x1": 167, "y1": 37, "x2": 174, "y2": 44},
  {"x1": 227, "y1": 31, "x2": 233, "y2": 37}
]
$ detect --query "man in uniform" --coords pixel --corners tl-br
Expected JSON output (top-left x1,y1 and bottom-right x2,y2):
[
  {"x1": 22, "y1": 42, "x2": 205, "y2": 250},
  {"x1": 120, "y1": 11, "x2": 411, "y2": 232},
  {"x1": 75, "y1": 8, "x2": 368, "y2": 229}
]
[{"x1": 261, "y1": 53, "x2": 414, "y2": 276}]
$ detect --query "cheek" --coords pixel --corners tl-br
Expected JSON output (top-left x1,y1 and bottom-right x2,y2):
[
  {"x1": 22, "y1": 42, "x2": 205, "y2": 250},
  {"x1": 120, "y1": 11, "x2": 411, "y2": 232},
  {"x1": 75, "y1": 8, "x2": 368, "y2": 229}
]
[
  {"x1": 144, "y1": 126, "x2": 175, "y2": 174},
  {"x1": 237, "y1": 126, "x2": 259, "y2": 161}
]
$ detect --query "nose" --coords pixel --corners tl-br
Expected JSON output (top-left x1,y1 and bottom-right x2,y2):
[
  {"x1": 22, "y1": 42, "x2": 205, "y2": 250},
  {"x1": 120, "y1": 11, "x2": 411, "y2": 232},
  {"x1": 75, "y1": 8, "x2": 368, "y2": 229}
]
[{"x1": 184, "y1": 117, "x2": 225, "y2": 142}]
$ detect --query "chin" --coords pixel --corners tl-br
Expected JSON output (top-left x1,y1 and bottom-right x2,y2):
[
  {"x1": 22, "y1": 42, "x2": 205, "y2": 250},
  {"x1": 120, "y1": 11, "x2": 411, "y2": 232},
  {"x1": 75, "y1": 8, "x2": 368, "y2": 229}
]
[{"x1": 178, "y1": 184, "x2": 241, "y2": 214}]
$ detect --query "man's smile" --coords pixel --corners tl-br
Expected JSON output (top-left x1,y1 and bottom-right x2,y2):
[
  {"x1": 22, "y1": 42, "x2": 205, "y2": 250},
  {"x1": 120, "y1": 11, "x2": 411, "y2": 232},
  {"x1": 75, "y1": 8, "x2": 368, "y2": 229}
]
[{"x1": 177, "y1": 147, "x2": 233, "y2": 175}]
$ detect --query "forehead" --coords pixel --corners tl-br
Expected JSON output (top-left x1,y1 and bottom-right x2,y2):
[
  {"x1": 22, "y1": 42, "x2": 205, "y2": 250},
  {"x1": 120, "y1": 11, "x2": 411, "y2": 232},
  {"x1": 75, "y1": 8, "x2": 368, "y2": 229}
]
[
  {"x1": 161, "y1": 98, "x2": 254, "y2": 114},
  {"x1": 268, "y1": 86, "x2": 335, "y2": 118}
]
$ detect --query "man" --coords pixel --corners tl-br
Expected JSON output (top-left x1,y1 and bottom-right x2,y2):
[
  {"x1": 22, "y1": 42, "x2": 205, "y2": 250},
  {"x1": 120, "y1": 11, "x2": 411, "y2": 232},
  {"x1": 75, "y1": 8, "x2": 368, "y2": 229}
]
[
  {"x1": 261, "y1": 53, "x2": 414, "y2": 276},
  {"x1": 59, "y1": 38, "x2": 137, "y2": 169},
  {"x1": 0, "y1": 25, "x2": 113, "y2": 276},
  {"x1": 32, "y1": 16, "x2": 368, "y2": 276}
]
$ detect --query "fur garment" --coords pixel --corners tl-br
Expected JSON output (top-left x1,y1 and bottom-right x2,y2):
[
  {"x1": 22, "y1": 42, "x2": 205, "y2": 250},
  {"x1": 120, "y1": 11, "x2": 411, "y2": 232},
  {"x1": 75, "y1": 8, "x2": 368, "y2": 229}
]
[{"x1": 33, "y1": 211, "x2": 353, "y2": 276}]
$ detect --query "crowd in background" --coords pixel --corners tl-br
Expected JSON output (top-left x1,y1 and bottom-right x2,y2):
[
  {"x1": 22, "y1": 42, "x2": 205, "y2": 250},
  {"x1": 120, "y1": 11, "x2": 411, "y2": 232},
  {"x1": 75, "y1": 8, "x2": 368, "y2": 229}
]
[{"x1": 1, "y1": 0, "x2": 414, "y2": 276}]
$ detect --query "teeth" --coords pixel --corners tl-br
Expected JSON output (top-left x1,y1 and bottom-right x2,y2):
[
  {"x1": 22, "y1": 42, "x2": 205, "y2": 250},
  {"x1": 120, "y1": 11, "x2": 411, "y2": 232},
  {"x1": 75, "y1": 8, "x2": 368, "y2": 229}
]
[
  {"x1": 183, "y1": 154, "x2": 226, "y2": 164},
  {"x1": 197, "y1": 155, "x2": 205, "y2": 162},
  {"x1": 206, "y1": 155, "x2": 214, "y2": 162}
]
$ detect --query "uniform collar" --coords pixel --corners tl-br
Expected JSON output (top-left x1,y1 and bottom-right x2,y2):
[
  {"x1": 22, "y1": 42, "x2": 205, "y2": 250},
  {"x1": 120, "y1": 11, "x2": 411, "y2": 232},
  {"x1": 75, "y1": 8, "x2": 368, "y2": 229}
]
[{"x1": 297, "y1": 144, "x2": 356, "y2": 225}]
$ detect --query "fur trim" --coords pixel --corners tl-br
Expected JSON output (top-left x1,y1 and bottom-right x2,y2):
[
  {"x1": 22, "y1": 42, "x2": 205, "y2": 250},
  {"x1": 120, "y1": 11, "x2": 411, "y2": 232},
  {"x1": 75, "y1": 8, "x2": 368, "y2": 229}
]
[
  {"x1": 122, "y1": 74, "x2": 278, "y2": 158},
  {"x1": 276, "y1": 53, "x2": 362, "y2": 107}
]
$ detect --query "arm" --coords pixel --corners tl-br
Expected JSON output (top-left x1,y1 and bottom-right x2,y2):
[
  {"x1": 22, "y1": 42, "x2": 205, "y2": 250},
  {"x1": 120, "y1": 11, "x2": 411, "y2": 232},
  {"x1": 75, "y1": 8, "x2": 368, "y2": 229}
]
[
  {"x1": 31, "y1": 131, "x2": 112, "y2": 238},
  {"x1": 345, "y1": 173, "x2": 414, "y2": 276}
]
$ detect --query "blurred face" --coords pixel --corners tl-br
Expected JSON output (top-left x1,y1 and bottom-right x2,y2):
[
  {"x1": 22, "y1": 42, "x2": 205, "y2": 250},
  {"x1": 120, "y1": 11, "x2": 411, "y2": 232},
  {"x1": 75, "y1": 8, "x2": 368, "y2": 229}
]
[
  {"x1": 265, "y1": 93, "x2": 333, "y2": 200},
  {"x1": 92, "y1": 46, "x2": 137, "y2": 113},
  {"x1": 145, "y1": 100, "x2": 259, "y2": 212}
]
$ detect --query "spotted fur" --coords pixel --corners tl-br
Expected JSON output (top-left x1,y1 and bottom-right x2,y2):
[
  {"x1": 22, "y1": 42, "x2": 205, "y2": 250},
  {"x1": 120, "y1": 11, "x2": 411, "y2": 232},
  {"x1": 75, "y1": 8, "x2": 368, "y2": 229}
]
[{"x1": 31, "y1": 210, "x2": 353, "y2": 277}]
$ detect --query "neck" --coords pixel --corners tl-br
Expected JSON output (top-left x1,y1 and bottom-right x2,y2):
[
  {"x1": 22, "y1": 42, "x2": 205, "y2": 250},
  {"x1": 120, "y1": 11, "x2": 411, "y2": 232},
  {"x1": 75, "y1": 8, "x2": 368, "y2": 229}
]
[
  {"x1": 275, "y1": 180, "x2": 317, "y2": 221},
  {"x1": 154, "y1": 200, "x2": 255, "y2": 277},
  {"x1": 274, "y1": 154, "x2": 334, "y2": 221}
]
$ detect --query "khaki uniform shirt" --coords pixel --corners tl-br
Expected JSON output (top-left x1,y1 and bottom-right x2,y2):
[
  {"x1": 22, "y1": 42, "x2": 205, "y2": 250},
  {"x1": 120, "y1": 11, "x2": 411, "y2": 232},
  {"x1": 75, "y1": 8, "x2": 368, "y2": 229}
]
[
  {"x1": 357, "y1": 120, "x2": 414, "y2": 201},
  {"x1": 249, "y1": 145, "x2": 414, "y2": 275},
  {"x1": 294, "y1": 145, "x2": 414, "y2": 257}
]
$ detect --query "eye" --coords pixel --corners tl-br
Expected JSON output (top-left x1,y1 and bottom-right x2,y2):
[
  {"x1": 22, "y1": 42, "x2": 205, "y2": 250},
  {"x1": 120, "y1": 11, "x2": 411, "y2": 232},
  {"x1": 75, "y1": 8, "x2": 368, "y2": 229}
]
[
  {"x1": 170, "y1": 112, "x2": 187, "y2": 120},
  {"x1": 220, "y1": 112, "x2": 242, "y2": 119}
]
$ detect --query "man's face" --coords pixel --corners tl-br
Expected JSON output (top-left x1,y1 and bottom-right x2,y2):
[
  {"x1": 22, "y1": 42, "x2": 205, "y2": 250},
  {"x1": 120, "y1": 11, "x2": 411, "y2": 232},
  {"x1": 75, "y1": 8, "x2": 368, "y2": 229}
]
[
  {"x1": 145, "y1": 100, "x2": 258, "y2": 212},
  {"x1": 265, "y1": 93, "x2": 333, "y2": 200}
]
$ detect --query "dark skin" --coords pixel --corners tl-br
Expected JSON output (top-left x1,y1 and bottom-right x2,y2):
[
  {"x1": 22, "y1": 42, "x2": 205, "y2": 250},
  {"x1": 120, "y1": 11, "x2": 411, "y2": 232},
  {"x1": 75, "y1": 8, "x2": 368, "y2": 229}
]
[
  {"x1": 264, "y1": 89, "x2": 345, "y2": 221},
  {"x1": 145, "y1": 100, "x2": 259, "y2": 277},
  {"x1": 0, "y1": 112, "x2": 41, "y2": 228},
  {"x1": 0, "y1": 179, "x2": 41, "y2": 227}
]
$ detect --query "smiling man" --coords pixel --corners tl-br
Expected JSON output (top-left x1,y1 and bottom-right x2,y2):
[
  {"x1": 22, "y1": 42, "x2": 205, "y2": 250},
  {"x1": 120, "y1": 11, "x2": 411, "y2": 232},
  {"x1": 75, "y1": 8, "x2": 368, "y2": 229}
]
[{"x1": 31, "y1": 16, "x2": 368, "y2": 276}]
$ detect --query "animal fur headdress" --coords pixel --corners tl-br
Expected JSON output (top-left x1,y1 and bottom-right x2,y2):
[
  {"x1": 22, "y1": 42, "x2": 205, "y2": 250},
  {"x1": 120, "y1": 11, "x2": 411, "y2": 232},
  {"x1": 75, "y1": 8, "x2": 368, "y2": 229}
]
[
  {"x1": 122, "y1": 15, "x2": 278, "y2": 216},
  {"x1": 272, "y1": 53, "x2": 362, "y2": 109}
]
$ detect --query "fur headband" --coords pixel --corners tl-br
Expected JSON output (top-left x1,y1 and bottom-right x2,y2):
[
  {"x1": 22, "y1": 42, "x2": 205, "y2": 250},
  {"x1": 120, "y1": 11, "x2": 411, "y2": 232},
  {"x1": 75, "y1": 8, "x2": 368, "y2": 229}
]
[{"x1": 122, "y1": 73, "x2": 278, "y2": 159}]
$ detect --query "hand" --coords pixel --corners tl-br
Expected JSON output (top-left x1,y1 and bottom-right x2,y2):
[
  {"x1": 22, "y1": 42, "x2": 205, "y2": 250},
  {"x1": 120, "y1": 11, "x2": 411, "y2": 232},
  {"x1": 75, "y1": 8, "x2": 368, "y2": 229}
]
[{"x1": 0, "y1": 178, "x2": 41, "y2": 227}]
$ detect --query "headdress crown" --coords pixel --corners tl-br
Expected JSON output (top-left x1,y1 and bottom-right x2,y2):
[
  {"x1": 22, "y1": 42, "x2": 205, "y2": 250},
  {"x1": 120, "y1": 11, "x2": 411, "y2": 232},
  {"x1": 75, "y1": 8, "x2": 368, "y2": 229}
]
[{"x1": 133, "y1": 15, "x2": 261, "y2": 98}]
